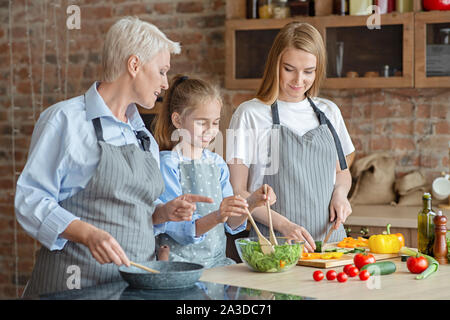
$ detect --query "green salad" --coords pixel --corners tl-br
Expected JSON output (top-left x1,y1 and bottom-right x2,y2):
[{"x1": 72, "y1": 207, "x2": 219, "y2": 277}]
[{"x1": 237, "y1": 239, "x2": 302, "y2": 272}]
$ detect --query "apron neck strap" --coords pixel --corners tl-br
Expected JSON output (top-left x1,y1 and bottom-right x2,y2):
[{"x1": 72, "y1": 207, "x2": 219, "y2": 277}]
[
  {"x1": 307, "y1": 97, "x2": 348, "y2": 170},
  {"x1": 270, "y1": 98, "x2": 348, "y2": 170},
  {"x1": 92, "y1": 118, "x2": 105, "y2": 142},
  {"x1": 92, "y1": 117, "x2": 151, "y2": 152}
]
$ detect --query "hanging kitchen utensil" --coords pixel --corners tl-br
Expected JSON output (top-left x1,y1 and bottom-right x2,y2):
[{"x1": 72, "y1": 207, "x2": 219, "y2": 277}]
[
  {"x1": 264, "y1": 184, "x2": 278, "y2": 246},
  {"x1": 245, "y1": 207, "x2": 275, "y2": 255}
]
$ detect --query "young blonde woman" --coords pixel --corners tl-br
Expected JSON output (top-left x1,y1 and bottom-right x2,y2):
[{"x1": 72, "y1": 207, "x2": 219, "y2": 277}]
[
  {"x1": 227, "y1": 22, "x2": 355, "y2": 253},
  {"x1": 153, "y1": 75, "x2": 276, "y2": 268}
]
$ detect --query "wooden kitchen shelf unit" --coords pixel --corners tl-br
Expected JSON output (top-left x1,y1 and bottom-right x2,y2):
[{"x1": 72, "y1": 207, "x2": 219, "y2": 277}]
[
  {"x1": 415, "y1": 10, "x2": 450, "y2": 88},
  {"x1": 225, "y1": 12, "x2": 415, "y2": 90}
]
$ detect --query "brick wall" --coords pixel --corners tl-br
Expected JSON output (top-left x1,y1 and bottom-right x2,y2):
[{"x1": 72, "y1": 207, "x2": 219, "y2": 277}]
[{"x1": 0, "y1": 0, "x2": 448, "y2": 298}]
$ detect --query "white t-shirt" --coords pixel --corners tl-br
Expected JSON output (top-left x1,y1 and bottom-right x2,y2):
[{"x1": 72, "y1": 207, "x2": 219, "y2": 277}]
[{"x1": 226, "y1": 97, "x2": 355, "y2": 193}]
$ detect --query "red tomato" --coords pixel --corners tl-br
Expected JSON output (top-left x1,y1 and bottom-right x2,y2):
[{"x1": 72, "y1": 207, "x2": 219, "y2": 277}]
[
  {"x1": 353, "y1": 253, "x2": 376, "y2": 270},
  {"x1": 359, "y1": 269, "x2": 370, "y2": 281},
  {"x1": 337, "y1": 272, "x2": 348, "y2": 283},
  {"x1": 343, "y1": 264, "x2": 354, "y2": 275},
  {"x1": 347, "y1": 266, "x2": 359, "y2": 277},
  {"x1": 313, "y1": 270, "x2": 324, "y2": 282},
  {"x1": 326, "y1": 270, "x2": 337, "y2": 281},
  {"x1": 406, "y1": 256, "x2": 429, "y2": 274}
]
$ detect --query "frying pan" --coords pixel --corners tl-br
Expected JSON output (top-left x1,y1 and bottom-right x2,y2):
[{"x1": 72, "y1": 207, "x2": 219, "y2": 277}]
[{"x1": 119, "y1": 261, "x2": 204, "y2": 290}]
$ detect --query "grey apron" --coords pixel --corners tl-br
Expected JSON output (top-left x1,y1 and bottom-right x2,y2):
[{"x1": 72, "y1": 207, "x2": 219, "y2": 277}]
[
  {"x1": 250, "y1": 98, "x2": 348, "y2": 243},
  {"x1": 157, "y1": 150, "x2": 235, "y2": 269},
  {"x1": 23, "y1": 117, "x2": 164, "y2": 297}
]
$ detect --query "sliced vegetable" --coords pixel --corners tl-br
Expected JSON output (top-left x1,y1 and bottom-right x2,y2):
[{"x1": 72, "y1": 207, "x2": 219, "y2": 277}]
[
  {"x1": 399, "y1": 247, "x2": 439, "y2": 280},
  {"x1": 320, "y1": 252, "x2": 344, "y2": 260},
  {"x1": 337, "y1": 237, "x2": 369, "y2": 248},
  {"x1": 360, "y1": 261, "x2": 397, "y2": 275}
]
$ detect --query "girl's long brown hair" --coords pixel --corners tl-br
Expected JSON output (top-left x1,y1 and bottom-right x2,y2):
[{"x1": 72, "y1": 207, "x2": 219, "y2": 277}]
[
  {"x1": 256, "y1": 22, "x2": 327, "y2": 105},
  {"x1": 153, "y1": 74, "x2": 222, "y2": 151}
]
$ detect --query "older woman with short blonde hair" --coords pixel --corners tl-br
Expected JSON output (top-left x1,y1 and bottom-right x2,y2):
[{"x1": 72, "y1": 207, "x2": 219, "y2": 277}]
[
  {"x1": 227, "y1": 22, "x2": 355, "y2": 253},
  {"x1": 15, "y1": 16, "x2": 212, "y2": 297}
]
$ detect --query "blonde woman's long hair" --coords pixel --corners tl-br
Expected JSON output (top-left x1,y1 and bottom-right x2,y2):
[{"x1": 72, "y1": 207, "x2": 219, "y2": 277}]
[
  {"x1": 153, "y1": 74, "x2": 222, "y2": 151},
  {"x1": 256, "y1": 22, "x2": 326, "y2": 105}
]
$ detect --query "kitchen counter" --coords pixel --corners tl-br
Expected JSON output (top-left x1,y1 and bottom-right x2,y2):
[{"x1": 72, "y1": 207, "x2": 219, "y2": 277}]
[
  {"x1": 24, "y1": 279, "x2": 312, "y2": 300},
  {"x1": 200, "y1": 258, "x2": 450, "y2": 300}
]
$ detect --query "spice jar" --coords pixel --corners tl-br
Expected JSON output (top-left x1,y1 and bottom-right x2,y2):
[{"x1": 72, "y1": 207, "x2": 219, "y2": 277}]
[
  {"x1": 258, "y1": 0, "x2": 274, "y2": 18},
  {"x1": 349, "y1": 0, "x2": 373, "y2": 15},
  {"x1": 273, "y1": 0, "x2": 290, "y2": 18},
  {"x1": 396, "y1": 0, "x2": 413, "y2": 12}
]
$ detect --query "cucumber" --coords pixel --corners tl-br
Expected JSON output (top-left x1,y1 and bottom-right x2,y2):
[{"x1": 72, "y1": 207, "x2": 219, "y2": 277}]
[{"x1": 360, "y1": 261, "x2": 396, "y2": 275}]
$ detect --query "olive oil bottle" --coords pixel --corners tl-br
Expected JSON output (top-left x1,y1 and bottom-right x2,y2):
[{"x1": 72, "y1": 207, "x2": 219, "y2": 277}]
[{"x1": 418, "y1": 193, "x2": 436, "y2": 256}]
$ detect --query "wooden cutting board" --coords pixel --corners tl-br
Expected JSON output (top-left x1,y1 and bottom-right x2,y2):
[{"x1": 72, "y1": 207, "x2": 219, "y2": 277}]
[{"x1": 297, "y1": 243, "x2": 400, "y2": 268}]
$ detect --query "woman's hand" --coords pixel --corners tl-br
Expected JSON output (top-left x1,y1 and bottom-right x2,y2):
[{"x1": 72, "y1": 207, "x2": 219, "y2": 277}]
[
  {"x1": 216, "y1": 195, "x2": 249, "y2": 223},
  {"x1": 329, "y1": 187, "x2": 352, "y2": 230},
  {"x1": 280, "y1": 222, "x2": 316, "y2": 253},
  {"x1": 155, "y1": 194, "x2": 214, "y2": 223},
  {"x1": 63, "y1": 220, "x2": 130, "y2": 267},
  {"x1": 246, "y1": 184, "x2": 277, "y2": 212}
]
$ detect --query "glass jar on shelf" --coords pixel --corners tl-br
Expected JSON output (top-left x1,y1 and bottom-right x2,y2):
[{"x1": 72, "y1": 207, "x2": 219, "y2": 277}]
[
  {"x1": 273, "y1": 0, "x2": 290, "y2": 19},
  {"x1": 258, "y1": 0, "x2": 274, "y2": 19}
]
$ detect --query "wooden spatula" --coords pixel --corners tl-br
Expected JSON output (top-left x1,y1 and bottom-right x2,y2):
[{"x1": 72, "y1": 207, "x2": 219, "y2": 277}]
[
  {"x1": 264, "y1": 184, "x2": 278, "y2": 246},
  {"x1": 130, "y1": 261, "x2": 160, "y2": 273},
  {"x1": 245, "y1": 207, "x2": 275, "y2": 255}
]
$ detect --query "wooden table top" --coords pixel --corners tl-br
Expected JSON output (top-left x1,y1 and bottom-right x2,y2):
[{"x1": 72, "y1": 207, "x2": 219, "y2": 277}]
[{"x1": 200, "y1": 258, "x2": 450, "y2": 300}]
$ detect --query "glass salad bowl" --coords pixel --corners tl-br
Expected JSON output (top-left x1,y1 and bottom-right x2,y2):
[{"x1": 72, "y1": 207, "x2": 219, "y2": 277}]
[{"x1": 235, "y1": 237, "x2": 304, "y2": 273}]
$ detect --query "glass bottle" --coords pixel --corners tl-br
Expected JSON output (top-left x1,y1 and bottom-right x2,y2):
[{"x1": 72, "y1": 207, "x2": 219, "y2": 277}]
[
  {"x1": 334, "y1": 0, "x2": 349, "y2": 15},
  {"x1": 247, "y1": 0, "x2": 259, "y2": 18},
  {"x1": 418, "y1": 193, "x2": 436, "y2": 256},
  {"x1": 258, "y1": 0, "x2": 274, "y2": 19},
  {"x1": 396, "y1": 0, "x2": 413, "y2": 12},
  {"x1": 273, "y1": 0, "x2": 290, "y2": 19}
]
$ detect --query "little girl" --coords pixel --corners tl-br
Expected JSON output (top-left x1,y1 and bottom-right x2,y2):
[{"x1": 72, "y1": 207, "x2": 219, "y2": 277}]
[{"x1": 154, "y1": 74, "x2": 276, "y2": 268}]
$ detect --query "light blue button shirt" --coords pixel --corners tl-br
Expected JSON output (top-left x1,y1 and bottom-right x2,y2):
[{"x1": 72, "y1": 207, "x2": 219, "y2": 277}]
[
  {"x1": 158, "y1": 149, "x2": 247, "y2": 245},
  {"x1": 15, "y1": 82, "x2": 165, "y2": 251}
]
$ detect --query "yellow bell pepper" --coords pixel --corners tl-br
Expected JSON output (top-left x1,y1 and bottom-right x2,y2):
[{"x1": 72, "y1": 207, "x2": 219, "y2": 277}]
[{"x1": 368, "y1": 224, "x2": 403, "y2": 254}]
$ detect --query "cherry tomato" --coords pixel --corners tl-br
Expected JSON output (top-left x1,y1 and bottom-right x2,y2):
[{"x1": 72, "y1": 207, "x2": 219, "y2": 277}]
[
  {"x1": 313, "y1": 270, "x2": 324, "y2": 282},
  {"x1": 326, "y1": 270, "x2": 337, "y2": 281},
  {"x1": 343, "y1": 264, "x2": 354, "y2": 275},
  {"x1": 406, "y1": 256, "x2": 429, "y2": 274},
  {"x1": 346, "y1": 266, "x2": 359, "y2": 277},
  {"x1": 353, "y1": 253, "x2": 376, "y2": 270},
  {"x1": 337, "y1": 272, "x2": 348, "y2": 283},
  {"x1": 359, "y1": 269, "x2": 370, "y2": 281}
]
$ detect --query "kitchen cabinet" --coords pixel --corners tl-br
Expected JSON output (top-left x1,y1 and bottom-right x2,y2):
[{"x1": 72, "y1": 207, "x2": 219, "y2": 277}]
[
  {"x1": 415, "y1": 11, "x2": 450, "y2": 87},
  {"x1": 225, "y1": 1, "x2": 450, "y2": 89}
]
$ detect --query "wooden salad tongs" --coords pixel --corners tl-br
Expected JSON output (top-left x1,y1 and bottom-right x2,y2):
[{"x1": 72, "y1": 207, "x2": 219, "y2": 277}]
[
  {"x1": 245, "y1": 206, "x2": 275, "y2": 255},
  {"x1": 264, "y1": 184, "x2": 278, "y2": 246}
]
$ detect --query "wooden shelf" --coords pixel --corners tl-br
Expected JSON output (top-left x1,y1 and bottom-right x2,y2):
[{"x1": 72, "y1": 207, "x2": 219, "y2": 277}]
[{"x1": 225, "y1": 8, "x2": 449, "y2": 90}]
